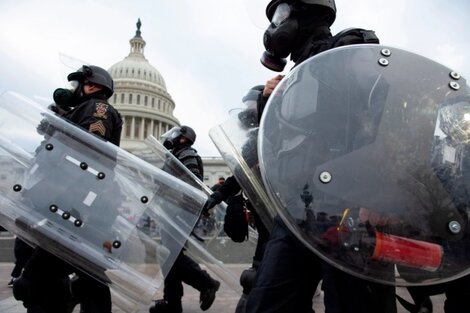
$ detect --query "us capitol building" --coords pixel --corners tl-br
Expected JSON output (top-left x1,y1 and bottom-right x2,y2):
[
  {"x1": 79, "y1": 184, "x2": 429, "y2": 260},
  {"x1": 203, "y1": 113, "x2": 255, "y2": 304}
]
[{"x1": 107, "y1": 19, "x2": 230, "y2": 186}]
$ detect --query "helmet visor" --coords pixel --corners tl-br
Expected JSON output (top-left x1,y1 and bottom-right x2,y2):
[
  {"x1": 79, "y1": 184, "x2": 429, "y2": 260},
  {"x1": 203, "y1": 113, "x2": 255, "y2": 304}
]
[{"x1": 161, "y1": 127, "x2": 182, "y2": 142}]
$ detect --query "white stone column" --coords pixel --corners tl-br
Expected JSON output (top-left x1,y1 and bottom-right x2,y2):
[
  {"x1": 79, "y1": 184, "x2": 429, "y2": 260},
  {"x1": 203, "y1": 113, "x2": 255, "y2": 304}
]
[
  {"x1": 131, "y1": 116, "x2": 135, "y2": 139},
  {"x1": 139, "y1": 117, "x2": 145, "y2": 140},
  {"x1": 150, "y1": 119, "x2": 155, "y2": 138}
]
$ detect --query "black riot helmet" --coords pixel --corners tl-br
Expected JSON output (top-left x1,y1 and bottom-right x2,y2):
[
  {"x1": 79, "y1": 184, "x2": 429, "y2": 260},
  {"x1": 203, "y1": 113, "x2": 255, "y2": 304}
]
[
  {"x1": 67, "y1": 65, "x2": 114, "y2": 98},
  {"x1": 161, "y1": 125, "x2": 197, "y2": 150},
  {"x1": 261, "y1": 0, "x2": 337, "y2": 72},
  {"x1": 266, "y1": 0, "x2": 336, "y2": 23}
]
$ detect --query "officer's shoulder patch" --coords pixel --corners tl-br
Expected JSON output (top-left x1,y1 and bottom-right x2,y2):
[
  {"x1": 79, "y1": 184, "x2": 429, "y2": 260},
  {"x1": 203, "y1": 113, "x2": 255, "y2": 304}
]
[
  {"x1": 89, "y1": 120, "x2": 106, "y2": 136},
  {"x1": 93, "y1": 102, "x2": 109, "y2": 119}
]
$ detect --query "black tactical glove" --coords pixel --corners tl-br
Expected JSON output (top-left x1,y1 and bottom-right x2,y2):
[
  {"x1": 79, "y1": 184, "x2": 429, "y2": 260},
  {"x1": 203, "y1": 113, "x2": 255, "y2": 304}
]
[
  {"x1": 202, "y1": 191, "x2": 223, "y2": 216},
  {"x1": 240, "y1": 267, "x2": 258, "y2": 294},
  {"x1": 48, "y1": 102, "x2": 70, "y2": 116}
]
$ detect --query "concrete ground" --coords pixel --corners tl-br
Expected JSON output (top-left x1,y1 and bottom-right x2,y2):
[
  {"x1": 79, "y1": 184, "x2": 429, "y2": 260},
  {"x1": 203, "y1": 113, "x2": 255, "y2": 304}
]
[{"x1": 0, "y1": 262, "x2": 448, "y2": 313}]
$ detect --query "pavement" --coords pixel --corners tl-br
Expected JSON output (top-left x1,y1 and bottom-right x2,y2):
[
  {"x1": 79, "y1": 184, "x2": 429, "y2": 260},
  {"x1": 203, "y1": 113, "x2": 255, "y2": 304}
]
[{"x1": 0, "y1": 262, "x2": 447, "y2": 313}]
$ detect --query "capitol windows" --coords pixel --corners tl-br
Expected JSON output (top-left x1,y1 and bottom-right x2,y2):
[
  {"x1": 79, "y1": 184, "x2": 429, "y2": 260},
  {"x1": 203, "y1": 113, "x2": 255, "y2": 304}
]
[
  {"x1": 134, "y1": 117, "x2": 142, "y2": 139},
  {"x1": 144, "y1": 96, "x2": 148, "y2": 106},
  {"x1": 129, "y1": 94, "x2": 133, "y2": 104},
  {"x1": 125, "y1": 116, "x2": 132, "y2": 138},
  {"x1": 137, "y1": 95, "x2": 141, "y2": 105},
  {"x1": 121, "y1": 93, "x2": 124, "y2": 103},
  {"x1": 152, "y1": 98, "x2": 155, "y2": 108},
  {"x1": 113, "y1": 94, "x2": 117, "y2": 103}
]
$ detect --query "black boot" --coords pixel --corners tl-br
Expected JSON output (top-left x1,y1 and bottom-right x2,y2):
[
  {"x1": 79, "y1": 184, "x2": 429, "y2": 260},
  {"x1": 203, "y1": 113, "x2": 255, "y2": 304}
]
[{"x1": 200, "y1": 279, "x2": 220, "y2": 311}]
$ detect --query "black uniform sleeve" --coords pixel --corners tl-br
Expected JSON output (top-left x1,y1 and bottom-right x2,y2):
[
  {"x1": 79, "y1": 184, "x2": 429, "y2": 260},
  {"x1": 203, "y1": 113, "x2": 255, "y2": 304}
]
[
  {"x1": 215, "y1": 175, "x2": 241, "y2": 201},
  {"x1": 177, "y1": 148, "x2": 204, "y2": 180}
]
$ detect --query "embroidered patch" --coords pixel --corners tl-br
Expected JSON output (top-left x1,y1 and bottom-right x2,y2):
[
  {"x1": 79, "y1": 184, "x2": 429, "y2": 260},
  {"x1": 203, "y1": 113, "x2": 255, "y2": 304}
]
[
  {"x1": 89, "y1": 120, "x2": 106, "y2": 136},
  {"x1": 93, "y1": 102, "x2": 109, "y2": 119}
]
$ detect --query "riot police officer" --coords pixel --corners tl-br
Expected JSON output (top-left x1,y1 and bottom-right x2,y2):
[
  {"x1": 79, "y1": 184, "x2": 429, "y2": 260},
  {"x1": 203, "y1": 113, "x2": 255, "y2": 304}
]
[
  {"x1": 245, "y1": 2, "x2": 337, "y2": 312},
  {"x1": 13, "y1": 65, "x2": 122, "y2": 313},
  {"x1": 54, "y1": 65, "x2": 123, "y2": 145},
  {"x1": 203, "y1": 85, "x2": 271, "y2": 313},
  {"x1": 150, "y1": 125, "x2": 220, "y2": 313},
  {"x1": 244, "y1": 1, "x2": 395, "y2": 313}
]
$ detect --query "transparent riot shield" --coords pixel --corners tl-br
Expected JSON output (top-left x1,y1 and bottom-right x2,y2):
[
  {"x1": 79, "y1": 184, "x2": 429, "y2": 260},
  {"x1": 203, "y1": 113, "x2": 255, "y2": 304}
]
[
  {"x1": 209, "y1": 111, "x2": 276, "y2": 232},
  {"x1": 259, "y1": 44, "x2": 470, "y2": 286},
  {"x1": 142, "y1": 135, "x2": 259, "y2": 242},
  {"x1": 141, "y1": 135, "x2": 243, "y2": 293},
  {"x1": 142, "y1": 135, "x2": 225, "y2": 241},
  {"x1": 0, "y1": 91, "x2": 208, "y2": 306}
]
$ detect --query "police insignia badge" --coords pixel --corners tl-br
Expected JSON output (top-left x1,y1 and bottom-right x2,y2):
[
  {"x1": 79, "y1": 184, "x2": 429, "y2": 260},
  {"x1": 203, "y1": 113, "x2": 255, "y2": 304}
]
[
  {"x1": 93, "y1": 102, "x2": 109, "y2": 119},
  {"x1": 89, "y1": 120, "x2": 107, "y2": 136}
]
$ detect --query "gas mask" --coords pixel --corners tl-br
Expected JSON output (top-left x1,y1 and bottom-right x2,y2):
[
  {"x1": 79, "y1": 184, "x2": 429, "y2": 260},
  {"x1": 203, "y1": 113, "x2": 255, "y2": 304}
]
[
  {"x1": 161, "y1": 126, "x2": 196, "y2": 150},
  {"x1": 161, "y1": 127, "x2": 181, "y2": 150},
  {"x1": 52, "y1": 80, "x2": 84, "y2": 109},
  {"x1": 261, "y1": 3, "x2": 298, "y2": 72},
  {"x1": 261, "y1": 0, "x2": 337, "y2": 71}
]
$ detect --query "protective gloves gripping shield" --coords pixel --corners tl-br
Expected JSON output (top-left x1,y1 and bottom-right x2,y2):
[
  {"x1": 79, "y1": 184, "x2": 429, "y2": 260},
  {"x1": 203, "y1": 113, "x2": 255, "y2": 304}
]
[{"x1": 202, "y1": 191, "x2": 223, "y2": 217}]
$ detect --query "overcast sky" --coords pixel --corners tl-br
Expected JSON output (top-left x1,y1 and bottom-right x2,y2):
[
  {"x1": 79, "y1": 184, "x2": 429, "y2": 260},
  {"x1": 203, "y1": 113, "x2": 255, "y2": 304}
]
[{"x1": 1, "y1": 0, "x2": 469, "y2": 156}]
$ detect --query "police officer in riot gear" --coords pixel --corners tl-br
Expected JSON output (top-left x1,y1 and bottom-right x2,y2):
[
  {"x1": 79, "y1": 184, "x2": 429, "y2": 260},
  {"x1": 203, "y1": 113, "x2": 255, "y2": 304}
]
[
  {"x1": 161, "y1": 126, "x2": 203, "y2": 177},
  {"x1": 53, "y1": 65, "x2": 122, "y2": 145},
  {"x1": 246, "y1": 2, "x2": 337, "y2": 312},
  {"x1": 244, "y1": 1, "x2": 394, "y2": 313},
  {"x1": 13, "y1": 65, "x2": 122, "y2": 313},
  {"x1": 203, "y1": 85, "x2": 271, "y2": 313},
  {"x1": 150, "y1": 125, "x2": 220, "y2": 313}
]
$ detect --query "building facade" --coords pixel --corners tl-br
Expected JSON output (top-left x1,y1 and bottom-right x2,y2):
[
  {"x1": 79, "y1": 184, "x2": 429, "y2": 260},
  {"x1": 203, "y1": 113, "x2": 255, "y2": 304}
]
[
  {"x1": 108, "y1": 19, "x2": 179, "y2": 153},
  {"x1": 107, "y1": 19, "x2": 230, "y2": 186},
  {"x1": 202, "y1": 157, "x2": 233, "y2": 188}
]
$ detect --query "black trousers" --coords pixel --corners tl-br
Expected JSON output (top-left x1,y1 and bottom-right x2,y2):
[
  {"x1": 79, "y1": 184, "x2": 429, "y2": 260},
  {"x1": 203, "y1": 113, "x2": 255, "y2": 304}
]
[
  {"x1": 251, "y1": 207, "x2": 270, "y2": 266},
  {"x1": 14, "y1": 247, "x2": 112, "y2": 313},
  {"x1": 322, "y1": 264, "x2": 397, "y2": 313},
  {"x1": 163, "y1": 250, "x2": 213, "y2": 305},
  {"x1": 407, "y1": 274, "x2": 470, "y2": 313},
  {"x1": 71, "y1": 273, "x2": 112, "y2": 313},
  {"x1": 245, "y1": 217, "x2": 322, "y2": 313},
  {"x1": 13, "y1": 248, "x2": 73, "y2": 313},
  {"x1": 10, "y1": 238, "x2": 34, "y2": 278}
]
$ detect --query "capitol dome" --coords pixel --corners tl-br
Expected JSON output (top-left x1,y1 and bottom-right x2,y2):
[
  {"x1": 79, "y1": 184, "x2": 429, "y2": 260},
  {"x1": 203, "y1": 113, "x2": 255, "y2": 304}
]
[
  {"x1": 110, "y1": 57, "x2": 167, "y2": 89},
  {"x1": 108, "y1": 19, "x2": 179, "y2": 153}
]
